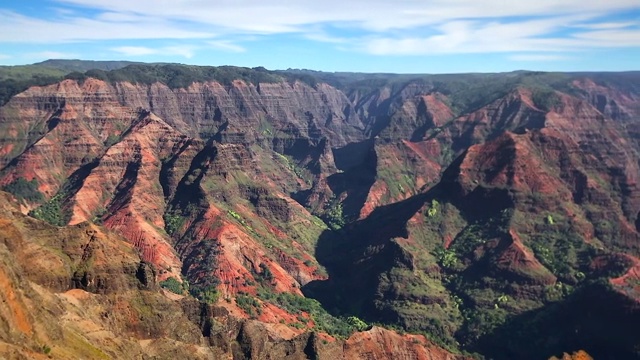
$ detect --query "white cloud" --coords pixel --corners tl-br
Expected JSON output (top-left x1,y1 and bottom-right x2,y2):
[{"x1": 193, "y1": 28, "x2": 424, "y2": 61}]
[
  {"x1": 0, "y1": 54, "x2": 10, "y2": 59},
  {"x1": 509, "y1": 54, "x2": 572, "y2": 62},
  {"x1": 165, "y1": 46, "x2": 197, "y2": 58},
  {"x1": 303, "y1": 28, "x2": 350, "y2": 44},
  {"x1": 0, "y1": 10, "x2": 212, "y2": 43},
  {"x1": 111, "y1": 45, "x2": 198, "y2": 58},
  {"x1": 50, "y1": 0, "x2": 639, "y2": 33},
  {"x1": 574, "y1": 21, "x2": 637, "y2": 30},
  {"x1": 111, "y1": 46, "x2": 157, "y2": 56},
  {"x1": 361, "y1": 16, "x2": 582, "y2": 55},
  {"x1": 574, "y1": 29, "x2": 640, "y2": 46},
  {"x1": 207, "y1": 40, "x2": 246, "y2": 53},
  {"x1": 25, "y1": 51, "x2": 78, "y2": 59},
  {"x1": 0, "y1": 0, "x2": 638, "y2": 58},
  {"x1": 359, "y1": 15, "x2": 640, "y2": 55}
]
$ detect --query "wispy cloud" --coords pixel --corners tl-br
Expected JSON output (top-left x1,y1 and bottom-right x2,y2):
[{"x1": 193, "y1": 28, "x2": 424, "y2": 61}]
[
  {"x1": 361, "y1": 16, "x2": 583, "y2": 55},
  {"x1": 0, "y1": 0, "x2": 638, "y2": 60},
  {"x1": 111, "y1": 45, "x2": 197, "y2": 58},
  {"x1": 0, "y1": 10, "x2": 212, "y2": 43},
  {"x1": 51, "y1": 0, "x2": 639, "y2": 33},
  {"x1": 574, "y1": 21, "x2": 637, "y2": 30},
  {"x1": 509, "y1": 54, "x2": 572, "y2": 62},
  {"x1": 207, "y1": 40, "x2": 246, "y2": 53},
  {"x1": 25, "y1": 51, "x2": 78, "y2": 59},
  {"x1": 359, "y1": 15, "x2": 640, "y2": 55},
  {"x1": 574, "y1": 29, "x2": 640, "y2": 46},
  {"x1": 111, "y1": 46, "x2": 157, "y2": 56}
]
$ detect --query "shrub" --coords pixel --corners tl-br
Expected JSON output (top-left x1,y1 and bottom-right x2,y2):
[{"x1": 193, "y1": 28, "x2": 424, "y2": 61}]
[
  {"x1": 433, "y1": 246, "x2": 458, "y2": 269},
  {"x1": 29, "y1": 193, "x2": 71, "y2": 226},
  {"x1": 324, "y1": 202, "x2": 345, "y2": 230},
  {"x1": 2, "y1": 177, "x2": 44, "y2": 203},
  {"x1": 189, "y1": 285, "x2": 219, "y2": 304},
  {"x1": 427, "y1": 199, "x2": 439, "y2": 217},
  {"x1": 256, "y1": 289, "x2": 357, "y2": 338},
  {"x1": 159, "y1": 277, "x2": 185, "y2": 295},
  {"x1": 163, "y1": 211, "x2": 185, "y2": 236},
  {"x1": 41, "y1": 344, "x2": 52, "y2": 355},
  {"x1": 346, "y1": 316, "x2": 370, "y2": 331},
  {"x1": 545, "y1": 214, "x2": 555, "y2": 225},
  {"x1": 258, "y1": 263, "x2": 274, "y2": 282},
  {"x1": 236, "y1": 294, "x2": 262, "y2": 317}
]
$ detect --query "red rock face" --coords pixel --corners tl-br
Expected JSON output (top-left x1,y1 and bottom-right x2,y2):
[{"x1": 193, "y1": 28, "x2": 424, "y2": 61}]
[
  {"x1": 344, "y1": 327, "x2": 464, "y2": 360},
  {"x1": 0, "y1": 79, "x2": 138, "y2": 195}
]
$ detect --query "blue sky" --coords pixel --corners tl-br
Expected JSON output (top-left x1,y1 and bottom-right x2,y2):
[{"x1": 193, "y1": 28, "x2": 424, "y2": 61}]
[{"x1": 0, "y1": 0, "x2": 639, "y2": 73}]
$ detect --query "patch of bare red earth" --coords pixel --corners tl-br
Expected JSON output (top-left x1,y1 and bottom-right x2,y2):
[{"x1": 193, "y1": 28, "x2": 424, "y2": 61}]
[
  {"x1": 610, "y1": 254, "x2": 640, "y2": 302},
  {"x1": 423, "y1": 93, "x2": 455, "y2": 128},
  {"x1": 344, "y1": 327, "x2": 465, "y2": 360}
]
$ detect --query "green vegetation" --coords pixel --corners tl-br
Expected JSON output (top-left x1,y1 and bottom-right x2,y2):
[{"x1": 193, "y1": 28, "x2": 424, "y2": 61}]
[
  {"x1": 529, "y1": 229, "x2": 587, "y2": 282},
  {"x1": 545, "y1": 214, "x2": 555, "y2": 225},
  {"x1": 104, "y1": 134, "x2": 121, "y2": 147},
  {"x1": 375, "y1": 162, "x2": 416, "y2": 201},
  {"x1": 273, "y1": 152, "x2": 312, "y2": 185},
  {"x1": 258, "y1": 263, "x2": 274, "y2": 282},
  {"x1": 29, "y1": 192, "x2": 71, "y2": 226},
  {"x1": 1, "y1": 177, "x2": 44, "y2": 203},
  {"x1": 163, "y1": 211, "x2": 185, "y2": 236},
  {"x1": 434, "y1": 246, "x2": 458, "y2": 269},
  {"x1": 34, "y1": 59, "x2": 139, "y2": 72},
  {"x1": 0, "y1": 65, "x2": 66, "y2": 81},
  {"x1": 71, "y1": 64, "x2": 284, "y2": 89},
  {"x1": 458, "y1": 306, "x2": 509, "y2": 345},
  {"x1": 227, "y1": 209, "x2": 242, "y2": 221},
  {"x1": 427, "y1": 199, "x2": 439, "y2": 217},
  {"x1": 159, "y1": 277, "x2": 188, "y2": 295},
  {"x1": 346, "y1": 316, "x2": 370, "y2": 331},
  {"x1": 257, "y1": 289, "x2": 359, "y2": 338},
  {"x1": 236, "y1": 293, "x2": 262, "y2": 318},
  {"x1": 182, "y1": 236, "x2": 222, "y2": 304},
  {"x1": 543, "y1": 282, "x2": 574, "y2": 303},
  {"x1": 0, "y1": 65, "x2": 67, "y2": 105},
  {"x1": 449, "y1": 211, "x2": 511, "y2": 256},
  {"x1": 190, "y1": 285, "x2": 219, "y2": 304},
  {"x1": 531, "y1": 87, "x2": 562, "y2": 111},
  {"x1": 324, "y1": 202, "x2": 345, "y2": 230},
  {"x1": 226, "y1": 209, "x2": 258, "y2": 236}
]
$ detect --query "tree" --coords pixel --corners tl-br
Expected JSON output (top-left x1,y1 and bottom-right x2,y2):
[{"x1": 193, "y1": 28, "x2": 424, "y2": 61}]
[
  {"x1": 427, "y1": 199, "x2": 439, "y2": 217},
  {"x1": 346, "y1": 316, "x2": 369, "y2": 331}
]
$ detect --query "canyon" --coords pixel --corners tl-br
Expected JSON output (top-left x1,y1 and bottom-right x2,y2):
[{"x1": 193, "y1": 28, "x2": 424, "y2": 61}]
[{"x1": 0, "y1": 61, "x2": 639, "y2": 359}]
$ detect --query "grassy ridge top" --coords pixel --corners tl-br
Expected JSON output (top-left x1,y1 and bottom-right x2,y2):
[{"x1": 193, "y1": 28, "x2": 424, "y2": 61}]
[
  {"x1": 65, "y1": 64, "x2": 286, "y2": 88},
  {"x1": 1, "y1": 59, "x2": 639, "y2": 111}
]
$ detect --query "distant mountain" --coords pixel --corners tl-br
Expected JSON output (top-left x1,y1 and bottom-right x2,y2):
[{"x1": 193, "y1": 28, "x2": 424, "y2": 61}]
[{"x1": 33, "y1": 59, "x2": 144, "y2": 72}]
